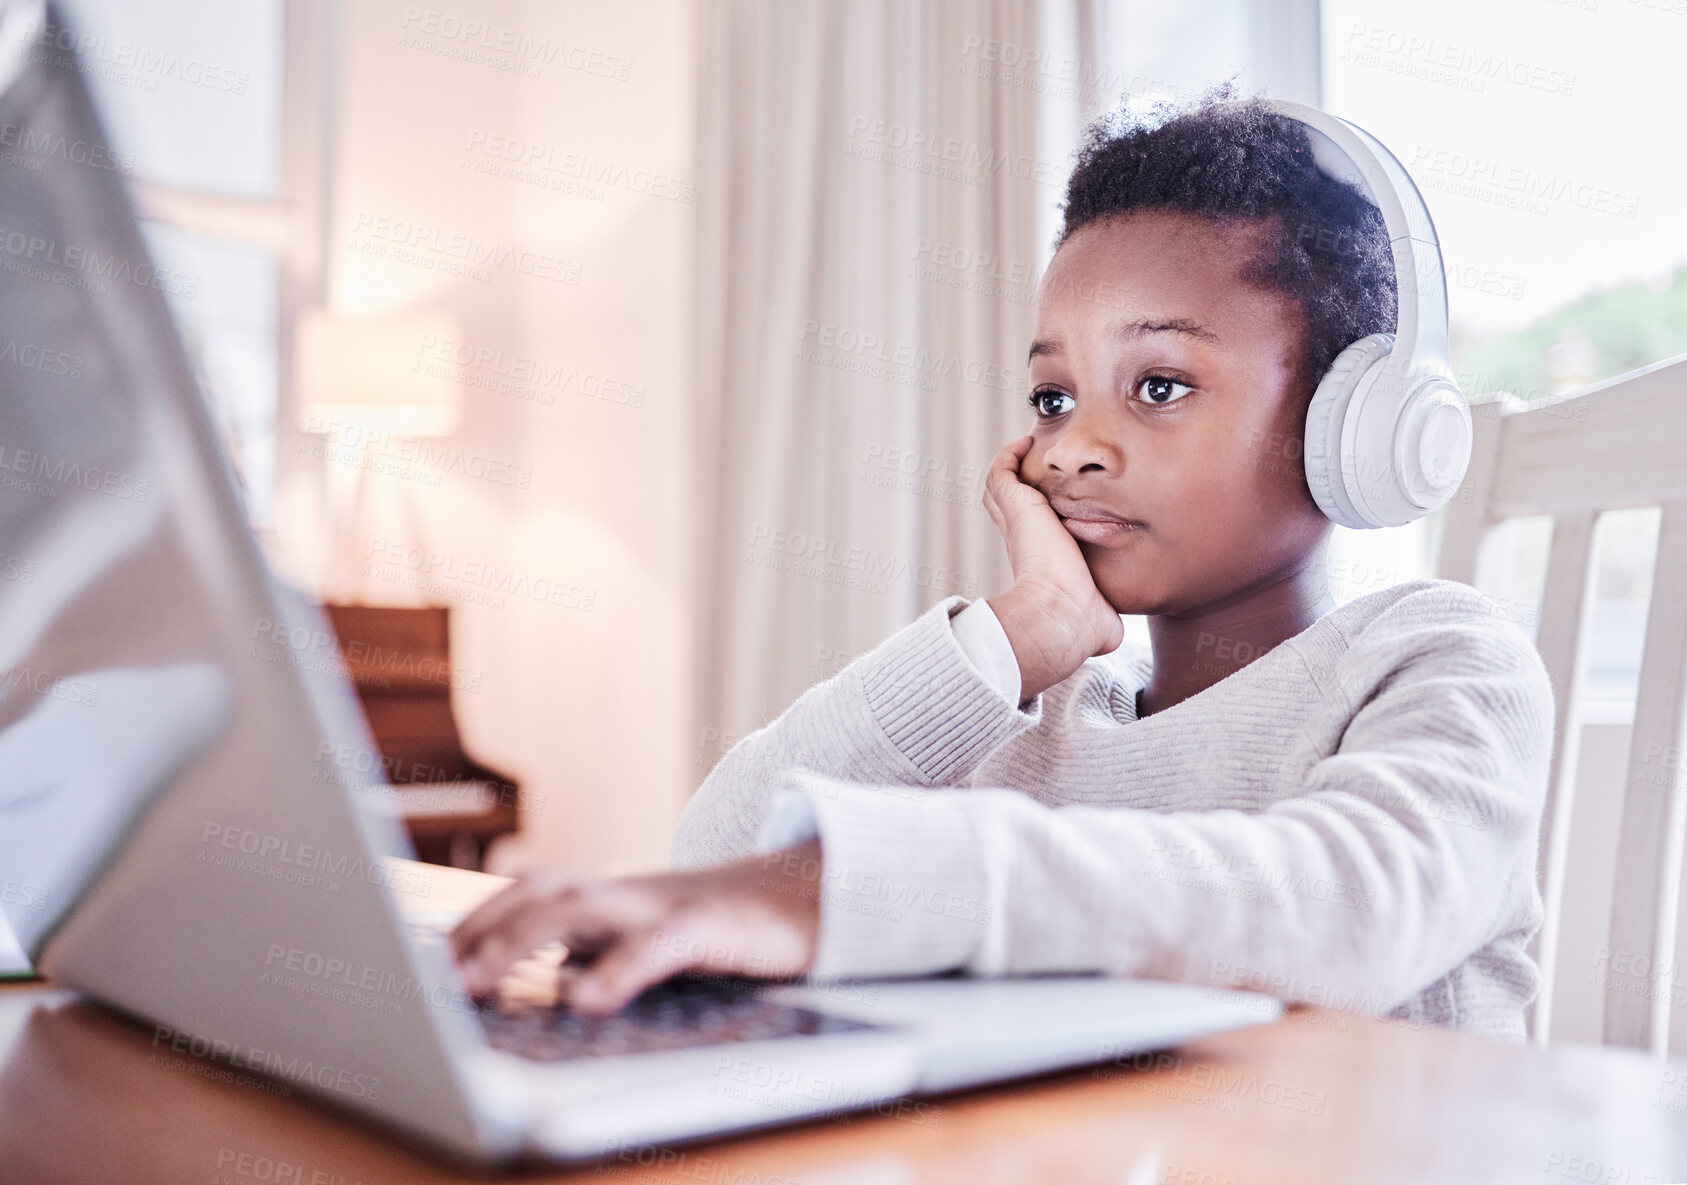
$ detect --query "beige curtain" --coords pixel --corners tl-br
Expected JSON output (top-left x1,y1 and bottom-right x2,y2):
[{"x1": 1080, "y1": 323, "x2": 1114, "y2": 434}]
[{"x1": 691, "y1": 0, "x2": 1049, "y2": 771}]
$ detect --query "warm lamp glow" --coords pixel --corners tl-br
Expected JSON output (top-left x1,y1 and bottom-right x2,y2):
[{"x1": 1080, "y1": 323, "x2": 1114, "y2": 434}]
[{"x1": 295, "y1": 308, "x2": 464, "y2": 437}]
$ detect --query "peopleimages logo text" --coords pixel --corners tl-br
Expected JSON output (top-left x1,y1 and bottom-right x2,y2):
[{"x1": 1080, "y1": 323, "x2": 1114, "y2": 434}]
[
  {"x1": 151, "y1": 1023, "x2": 381, "y2": 1101},
  {"x1": 0, "y1": 445, "x2": 148, "y2": 501},
  {"x1": 0, "y1": 225, "x2": 198, "y2": 297}
]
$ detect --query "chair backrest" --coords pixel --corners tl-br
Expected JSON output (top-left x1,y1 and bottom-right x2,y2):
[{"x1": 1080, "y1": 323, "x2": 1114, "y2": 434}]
[{"x1": 1434, "y1": 350, "x2": 1687, "y2": 1057}]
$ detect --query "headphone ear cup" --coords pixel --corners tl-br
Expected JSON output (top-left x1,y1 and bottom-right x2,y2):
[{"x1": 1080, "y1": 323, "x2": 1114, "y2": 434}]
[{"x1": 1303, "y1": 333, "x2": 1395, "y2": 530}]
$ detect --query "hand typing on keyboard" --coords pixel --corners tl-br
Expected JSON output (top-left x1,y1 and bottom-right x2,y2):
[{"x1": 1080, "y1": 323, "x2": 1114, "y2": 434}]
[{"x1": 450, "y1": 837, "x2": 824, "y2": 1016}]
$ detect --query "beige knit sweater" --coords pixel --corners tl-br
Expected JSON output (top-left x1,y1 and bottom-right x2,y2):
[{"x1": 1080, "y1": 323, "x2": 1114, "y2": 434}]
[{"x1": 671, "y1": 577, "x2": 1556, "y2": 1040}]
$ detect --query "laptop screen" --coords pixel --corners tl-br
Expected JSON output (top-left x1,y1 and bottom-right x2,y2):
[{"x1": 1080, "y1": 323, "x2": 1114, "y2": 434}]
[{"x1": 0, "y1": 0, "x2": 247, "y2": 963}]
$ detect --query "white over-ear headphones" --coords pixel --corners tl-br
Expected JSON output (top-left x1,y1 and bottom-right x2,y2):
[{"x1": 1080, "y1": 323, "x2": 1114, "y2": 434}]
[{"x1": 1266, "y1": 99, "x2": 1472, "y2": 530}]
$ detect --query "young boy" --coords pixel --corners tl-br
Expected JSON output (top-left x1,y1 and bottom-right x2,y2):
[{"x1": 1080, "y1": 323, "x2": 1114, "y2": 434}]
[{"x1": 452, "y1": 90, "x2": 1555, "y2": 1041}]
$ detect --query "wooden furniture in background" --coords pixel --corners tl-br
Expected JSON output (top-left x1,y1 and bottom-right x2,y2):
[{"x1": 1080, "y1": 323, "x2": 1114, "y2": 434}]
[
  {"x1": 322, "y1": 603, "x2": 520, "y2": 870},
  {"x1": 1436, "y1": 351, "x2": 1687, "y2": 1053}
]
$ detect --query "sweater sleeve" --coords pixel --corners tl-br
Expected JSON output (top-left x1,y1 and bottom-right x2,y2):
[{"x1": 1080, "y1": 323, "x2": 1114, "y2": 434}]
[
  {"x1": 950, "y1": 597, "x2": 1023, "y2": 704},
  {"x1": 753, "y1": 598, "x2": 1556, "y2": 1016},
  {"x1": 670, "y1": 594, "x2": 1043, "y2": 869}
]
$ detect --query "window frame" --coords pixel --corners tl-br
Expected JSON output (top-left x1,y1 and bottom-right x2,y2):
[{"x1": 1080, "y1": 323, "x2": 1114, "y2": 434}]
[{"x1": 124, "y1": 0, "x2": 336, "y2": 539}]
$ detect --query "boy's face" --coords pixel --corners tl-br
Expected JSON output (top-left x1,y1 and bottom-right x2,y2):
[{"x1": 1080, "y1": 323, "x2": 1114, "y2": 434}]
[{"x1": 1022, "y1": 209, "x2": 1333, "y2": 616}]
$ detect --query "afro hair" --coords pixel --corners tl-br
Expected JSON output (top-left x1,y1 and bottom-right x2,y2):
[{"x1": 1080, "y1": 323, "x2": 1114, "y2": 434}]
[{"x1": 1056, "y1": 81, "x2": 1399, "y2": 406}]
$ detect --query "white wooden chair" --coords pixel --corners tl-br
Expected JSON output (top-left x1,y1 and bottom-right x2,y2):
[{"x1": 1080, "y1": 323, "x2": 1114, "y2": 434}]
[{"x1": 1434, "y1": 350, "x2": 1687, "y2": 1056}]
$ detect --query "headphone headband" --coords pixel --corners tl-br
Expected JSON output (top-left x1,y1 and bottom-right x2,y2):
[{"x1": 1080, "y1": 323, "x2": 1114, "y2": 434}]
[
  {"x1": 1262, "y1": 99, "x2": 1471, "y2": 529},
  {"x1": 1266, "y1": 99, "x2": 1451, "y2": 380}
]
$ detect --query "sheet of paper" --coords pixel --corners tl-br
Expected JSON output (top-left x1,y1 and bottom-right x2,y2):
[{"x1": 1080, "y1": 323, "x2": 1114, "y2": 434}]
[{"x1": 0, "y1": 914, "x2": 30, "y2": 978}]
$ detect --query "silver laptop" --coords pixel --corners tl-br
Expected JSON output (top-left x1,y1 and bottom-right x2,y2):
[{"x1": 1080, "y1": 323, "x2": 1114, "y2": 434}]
[{"x1": 0, "y1": 1, "x2": 1282, "y2": 1166}]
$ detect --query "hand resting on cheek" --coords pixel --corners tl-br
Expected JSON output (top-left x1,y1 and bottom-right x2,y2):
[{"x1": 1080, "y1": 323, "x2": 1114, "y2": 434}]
[{"x1": 982, "y1": 433, "x2": 1127, "y2": 704}]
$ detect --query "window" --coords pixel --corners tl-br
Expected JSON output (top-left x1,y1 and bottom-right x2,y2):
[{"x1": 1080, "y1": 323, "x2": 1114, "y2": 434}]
[
  {"x1": 1325, "y1": 0, "x2": 1687, "y2": 720},
  {"x1": 53, "y1": 0, "x2": 326, "y2": 530}
]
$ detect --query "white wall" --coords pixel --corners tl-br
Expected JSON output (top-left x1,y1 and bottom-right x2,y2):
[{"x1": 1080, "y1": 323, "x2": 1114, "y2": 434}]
[{"x1": 272, "y1": 0, "x2": 697, "y2": 877}]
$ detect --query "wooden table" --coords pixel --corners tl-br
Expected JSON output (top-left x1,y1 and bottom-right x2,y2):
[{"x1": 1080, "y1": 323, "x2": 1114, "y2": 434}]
[{"x1": 2, "y1": 860, "x2": 1685, "y2": 1184}]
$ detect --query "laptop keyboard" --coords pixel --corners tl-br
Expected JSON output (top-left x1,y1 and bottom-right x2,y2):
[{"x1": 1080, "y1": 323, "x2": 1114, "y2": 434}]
[
  {"x1": 404, "y1": 913, "x2": 879, "y2": 1062},
  {"x1": 474, "y1": 974, "x2": 877, "y2": 1062}
]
